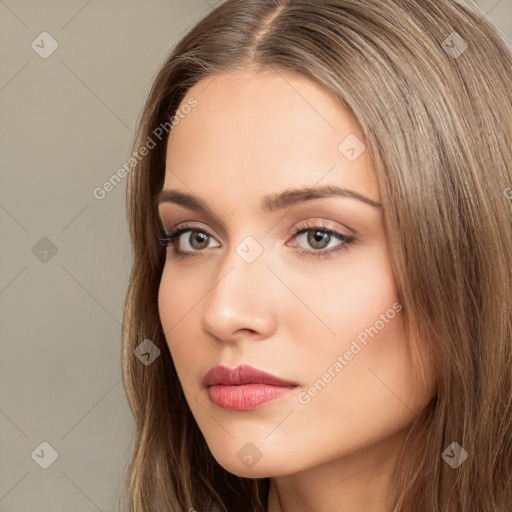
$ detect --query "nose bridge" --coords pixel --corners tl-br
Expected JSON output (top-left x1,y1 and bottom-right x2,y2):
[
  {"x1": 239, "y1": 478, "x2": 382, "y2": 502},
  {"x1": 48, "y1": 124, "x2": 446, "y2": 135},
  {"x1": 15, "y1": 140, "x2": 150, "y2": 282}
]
[{"x1": 201, "y1": 234, "x2": 275, "y2": 340}]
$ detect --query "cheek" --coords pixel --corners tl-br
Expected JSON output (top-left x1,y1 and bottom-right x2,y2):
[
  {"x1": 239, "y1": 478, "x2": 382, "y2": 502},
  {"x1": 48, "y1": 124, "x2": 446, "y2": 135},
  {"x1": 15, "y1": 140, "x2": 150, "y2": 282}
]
[
  {"x1": 157, "y1": 269, "x2": 203, "y2": 376},
  {"x1": 294, "y1": 276, "x2": 428, "y2": 441},
  {"x1": 303, "y1": 312, "x2": 421, "y2": 436},
  {"x1": 289, "y1": 250, "x2": 420, "y2": 413},
  {"x1": 289, "y1": 249, "x2": 399, "y2": 352},
  {"x1": 158, "y1": 262, "x2": 209, "y2": 328}
]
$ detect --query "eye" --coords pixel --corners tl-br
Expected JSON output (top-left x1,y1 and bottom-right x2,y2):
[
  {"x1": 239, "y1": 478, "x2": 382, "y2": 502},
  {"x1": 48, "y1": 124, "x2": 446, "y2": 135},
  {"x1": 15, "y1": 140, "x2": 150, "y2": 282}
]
[
  {"x1": 159, "y1": 224, "x2": 220, "y2": 258},
  {"x1": 287, "y1": 221, "x2": 355, "y2": 259},
  {"x1": 158, "y1": 221, "x2": 355, "y2": 260}
]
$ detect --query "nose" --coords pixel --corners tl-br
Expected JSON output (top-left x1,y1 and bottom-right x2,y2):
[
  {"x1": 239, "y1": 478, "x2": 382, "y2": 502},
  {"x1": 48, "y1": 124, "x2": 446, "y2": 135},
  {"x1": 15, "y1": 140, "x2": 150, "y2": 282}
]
[{"x1": 200, "y1": 239, "x2": 278, "y2": 344}]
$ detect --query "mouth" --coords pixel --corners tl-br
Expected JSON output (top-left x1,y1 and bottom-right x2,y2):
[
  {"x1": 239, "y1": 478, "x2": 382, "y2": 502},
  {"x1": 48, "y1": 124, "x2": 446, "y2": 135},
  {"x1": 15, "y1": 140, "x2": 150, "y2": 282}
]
[{"x1": 202, "y1": 364, "x2": 299, "y2": 411}]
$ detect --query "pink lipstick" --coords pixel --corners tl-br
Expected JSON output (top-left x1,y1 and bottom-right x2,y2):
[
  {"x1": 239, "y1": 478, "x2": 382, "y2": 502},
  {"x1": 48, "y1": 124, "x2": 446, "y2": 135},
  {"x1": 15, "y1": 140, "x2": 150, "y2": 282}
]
[{"x1": 202, "y1": 364, "x2": 298, "y2": 411}]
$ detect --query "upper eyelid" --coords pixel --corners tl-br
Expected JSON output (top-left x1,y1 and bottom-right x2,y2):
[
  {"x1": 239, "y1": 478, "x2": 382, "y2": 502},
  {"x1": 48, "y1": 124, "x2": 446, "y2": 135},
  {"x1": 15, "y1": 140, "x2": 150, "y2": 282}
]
[
  {"x1": 157, "y1": 207, "x2": 232, "y2": 239},
  {"x1": 156, "y1": 196, "x2": 369, "y2": 237},
  {"x1": 165, "y1": 220, "x2": 352, "y2": 241}
]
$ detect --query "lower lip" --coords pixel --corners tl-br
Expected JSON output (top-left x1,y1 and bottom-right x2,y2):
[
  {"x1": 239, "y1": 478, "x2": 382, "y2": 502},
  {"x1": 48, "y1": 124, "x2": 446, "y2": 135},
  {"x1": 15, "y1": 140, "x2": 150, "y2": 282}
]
[{"x1": 207, "y1": 384, "x2": 297, "y2": 411}]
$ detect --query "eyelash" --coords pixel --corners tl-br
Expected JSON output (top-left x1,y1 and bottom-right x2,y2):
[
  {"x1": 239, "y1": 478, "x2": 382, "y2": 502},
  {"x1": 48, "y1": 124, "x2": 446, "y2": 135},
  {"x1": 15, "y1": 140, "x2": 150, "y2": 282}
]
[{"x1": 158, "y1": 221, "x2": 355, "y2": 260}]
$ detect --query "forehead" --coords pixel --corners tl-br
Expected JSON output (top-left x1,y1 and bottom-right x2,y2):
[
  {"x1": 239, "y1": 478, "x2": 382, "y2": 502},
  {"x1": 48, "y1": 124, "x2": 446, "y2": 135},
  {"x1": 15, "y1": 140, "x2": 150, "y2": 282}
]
[{"x1": 164, "y1": 67, "x2": 379, "y2": 202}]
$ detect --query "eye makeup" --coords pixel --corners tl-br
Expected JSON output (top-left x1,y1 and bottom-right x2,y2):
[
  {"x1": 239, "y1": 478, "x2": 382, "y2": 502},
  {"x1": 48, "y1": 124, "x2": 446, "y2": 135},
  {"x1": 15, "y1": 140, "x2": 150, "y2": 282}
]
[{"x1": 158, "y1": 220, "x2": 356, "y2": 260}]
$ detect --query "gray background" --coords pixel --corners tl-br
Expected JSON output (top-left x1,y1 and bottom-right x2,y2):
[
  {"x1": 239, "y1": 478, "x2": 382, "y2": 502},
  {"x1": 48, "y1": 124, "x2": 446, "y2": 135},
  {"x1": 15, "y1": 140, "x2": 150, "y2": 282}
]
[{"x1": 1, "y1": 1, "x2": 510, "y2": 511}]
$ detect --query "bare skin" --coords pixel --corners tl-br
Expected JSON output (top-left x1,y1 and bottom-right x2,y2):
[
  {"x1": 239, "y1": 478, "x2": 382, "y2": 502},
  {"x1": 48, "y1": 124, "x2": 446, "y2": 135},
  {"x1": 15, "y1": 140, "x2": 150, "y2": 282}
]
[{"x1": 157, "y1": 66, "x2": 436, "y2": 512}]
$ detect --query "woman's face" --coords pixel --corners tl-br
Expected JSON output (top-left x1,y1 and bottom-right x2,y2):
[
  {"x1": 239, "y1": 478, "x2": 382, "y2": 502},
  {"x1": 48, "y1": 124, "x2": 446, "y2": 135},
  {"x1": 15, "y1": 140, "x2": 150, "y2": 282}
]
[{"x1": 157, "y1": 67, "x2": 435, "y2": 478}]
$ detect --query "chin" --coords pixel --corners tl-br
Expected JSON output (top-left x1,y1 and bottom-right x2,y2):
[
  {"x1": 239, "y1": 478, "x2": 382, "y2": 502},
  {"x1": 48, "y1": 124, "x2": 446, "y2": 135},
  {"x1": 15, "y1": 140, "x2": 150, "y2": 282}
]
[{"x1": 212, "y1": 452, "x2": 294, "y2": 479}]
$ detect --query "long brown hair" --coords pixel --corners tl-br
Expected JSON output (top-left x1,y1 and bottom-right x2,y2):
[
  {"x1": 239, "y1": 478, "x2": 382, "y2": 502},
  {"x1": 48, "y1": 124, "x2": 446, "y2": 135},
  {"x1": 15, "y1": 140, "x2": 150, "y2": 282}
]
[{"x1": 118, "y1": 1, "x2": 512, "y2": 510}]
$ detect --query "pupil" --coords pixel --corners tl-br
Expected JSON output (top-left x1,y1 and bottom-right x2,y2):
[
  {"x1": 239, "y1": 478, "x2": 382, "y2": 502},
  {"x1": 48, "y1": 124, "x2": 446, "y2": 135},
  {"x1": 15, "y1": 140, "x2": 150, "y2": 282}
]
[
  {"x1": 191, "y1": 232, "x2": 208, "y2": 249},
  {"x1": 309, "y1": 230, "x2": 330, "y2": 249}
]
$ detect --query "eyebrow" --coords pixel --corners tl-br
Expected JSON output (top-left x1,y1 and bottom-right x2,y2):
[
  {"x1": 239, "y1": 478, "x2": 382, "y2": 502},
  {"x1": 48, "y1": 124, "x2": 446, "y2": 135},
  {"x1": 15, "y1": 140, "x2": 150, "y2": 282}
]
[{"x1": 155, "y1": 184, "x2": 381, "y2": 215}]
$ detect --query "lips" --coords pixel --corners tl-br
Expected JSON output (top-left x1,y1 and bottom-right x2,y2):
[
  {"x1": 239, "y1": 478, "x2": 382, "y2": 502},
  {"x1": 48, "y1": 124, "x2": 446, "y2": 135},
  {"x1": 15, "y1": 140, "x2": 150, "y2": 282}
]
[
  {"x1": 202, "y1": 364, "x2": 298, "y2": 387},
  {"x1": 202, "y1": 364, "x2": 299, "y2": 411}
]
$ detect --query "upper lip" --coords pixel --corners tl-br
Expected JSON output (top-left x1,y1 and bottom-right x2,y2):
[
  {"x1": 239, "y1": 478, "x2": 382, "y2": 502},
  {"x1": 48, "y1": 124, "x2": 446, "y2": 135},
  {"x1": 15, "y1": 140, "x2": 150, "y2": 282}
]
[{"x1": 202, "y1": 364, "x2": 298, "y2": 387}]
